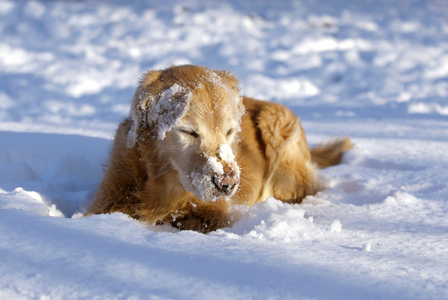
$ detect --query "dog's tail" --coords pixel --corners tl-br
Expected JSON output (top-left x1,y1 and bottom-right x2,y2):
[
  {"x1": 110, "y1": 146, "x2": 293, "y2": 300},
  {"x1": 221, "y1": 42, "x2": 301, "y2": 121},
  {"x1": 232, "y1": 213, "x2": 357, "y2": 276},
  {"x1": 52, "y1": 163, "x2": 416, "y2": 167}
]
[{"x1": 310, "y1": 137, "x2": 353, "y2": 169}]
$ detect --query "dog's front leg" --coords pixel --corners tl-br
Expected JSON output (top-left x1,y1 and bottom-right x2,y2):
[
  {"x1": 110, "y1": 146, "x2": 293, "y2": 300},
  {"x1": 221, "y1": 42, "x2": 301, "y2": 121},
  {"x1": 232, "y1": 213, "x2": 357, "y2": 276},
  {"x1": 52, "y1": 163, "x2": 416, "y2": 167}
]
[{"x1": 168, "y1": 200, "x2": 232, "y2": 233}]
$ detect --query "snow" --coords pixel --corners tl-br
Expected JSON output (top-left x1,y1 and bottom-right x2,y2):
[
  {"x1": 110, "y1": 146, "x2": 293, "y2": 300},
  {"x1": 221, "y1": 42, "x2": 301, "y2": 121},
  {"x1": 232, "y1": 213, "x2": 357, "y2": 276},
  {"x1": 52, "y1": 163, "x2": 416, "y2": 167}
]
[
  {"x1": 1, "y1": 0, "x2": 448, "y2": 299},
  {"x1": 218, "y1": 143, "x2": 235, "y2": 164},
  {"x1": 128, "y1": 83, "x2": 193, "y2": 146},
  {"x1": 144, "y1": 83, "x2": 192, "y2": 141},
  {"x1": 189, "y1": 156, "x2": 226, "y2": 201},
  {"x1": 207, "y1": 156, "x2": 224, "y2": 175},
  {"x1": 329, "y1": 219, "x2": 342, "y2": 233},
  {"x1": 189, "y1": 168, "x2": 216, "y2": 201}
]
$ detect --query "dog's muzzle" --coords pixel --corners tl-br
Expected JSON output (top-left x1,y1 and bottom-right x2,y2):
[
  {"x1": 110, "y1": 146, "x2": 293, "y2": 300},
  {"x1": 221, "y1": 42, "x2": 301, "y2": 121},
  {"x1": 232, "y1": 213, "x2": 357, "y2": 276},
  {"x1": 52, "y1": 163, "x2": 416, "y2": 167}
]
[{"x1": 212, "y1": 171, "x2": 240, "y2": 196}]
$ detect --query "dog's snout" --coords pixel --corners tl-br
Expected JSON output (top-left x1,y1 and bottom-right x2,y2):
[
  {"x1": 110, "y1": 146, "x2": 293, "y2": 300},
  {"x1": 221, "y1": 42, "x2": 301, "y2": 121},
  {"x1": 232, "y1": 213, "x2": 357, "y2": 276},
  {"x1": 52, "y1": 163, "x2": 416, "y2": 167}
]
[{"x1": 213, "y1": 171, "x2": 240, "y2": 195}]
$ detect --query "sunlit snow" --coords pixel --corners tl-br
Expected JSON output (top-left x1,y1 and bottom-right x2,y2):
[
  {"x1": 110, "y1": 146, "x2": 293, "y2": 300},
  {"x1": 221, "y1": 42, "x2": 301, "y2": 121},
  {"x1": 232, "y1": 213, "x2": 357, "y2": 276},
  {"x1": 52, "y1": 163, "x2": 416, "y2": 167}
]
[{"x1": 1, "y1": 0, "x2": 447, "y2": 299}]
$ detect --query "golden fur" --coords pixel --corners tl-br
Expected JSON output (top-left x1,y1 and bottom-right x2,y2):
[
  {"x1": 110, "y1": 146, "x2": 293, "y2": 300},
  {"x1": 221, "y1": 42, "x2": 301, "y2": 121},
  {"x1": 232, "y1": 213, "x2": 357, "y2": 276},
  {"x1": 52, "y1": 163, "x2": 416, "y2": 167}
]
[{"x1": 87, "y1": 65, "x2": 352, "y2": 232}]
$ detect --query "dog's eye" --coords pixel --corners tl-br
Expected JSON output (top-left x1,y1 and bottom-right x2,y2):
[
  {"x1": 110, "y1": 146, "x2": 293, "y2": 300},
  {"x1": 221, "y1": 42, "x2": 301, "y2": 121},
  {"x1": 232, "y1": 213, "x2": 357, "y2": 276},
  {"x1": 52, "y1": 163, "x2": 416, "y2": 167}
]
[
  {"x1": 227, "y1": 128, "x2": 235, "y2": 137},
  {"x1": 181, "y1": 129, "x2": 199, "y2": 139}
]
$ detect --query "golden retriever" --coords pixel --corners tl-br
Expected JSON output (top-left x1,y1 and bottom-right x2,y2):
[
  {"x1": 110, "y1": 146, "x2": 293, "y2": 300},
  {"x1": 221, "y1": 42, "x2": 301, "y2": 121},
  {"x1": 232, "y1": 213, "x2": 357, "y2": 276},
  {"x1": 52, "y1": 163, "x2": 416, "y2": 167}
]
[{"x1": 88, "y1": 65, "x2": 352, "y2": 232}]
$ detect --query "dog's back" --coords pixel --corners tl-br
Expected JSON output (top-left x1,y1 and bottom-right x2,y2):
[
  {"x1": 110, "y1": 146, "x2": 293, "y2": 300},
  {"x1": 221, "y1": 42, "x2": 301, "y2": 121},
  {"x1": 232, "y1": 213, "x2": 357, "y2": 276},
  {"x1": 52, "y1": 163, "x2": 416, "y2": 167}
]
[{"x1": 235, "y1": 97, "x2": 324, "y2": 206}]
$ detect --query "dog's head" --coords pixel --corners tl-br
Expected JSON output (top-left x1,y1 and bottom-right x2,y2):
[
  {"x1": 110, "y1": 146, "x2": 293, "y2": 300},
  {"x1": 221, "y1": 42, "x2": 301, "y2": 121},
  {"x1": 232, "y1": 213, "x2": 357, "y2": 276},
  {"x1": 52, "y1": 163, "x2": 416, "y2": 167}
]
[{"x1": 128, "y1": 65, "x2": 245, "y2": 201}]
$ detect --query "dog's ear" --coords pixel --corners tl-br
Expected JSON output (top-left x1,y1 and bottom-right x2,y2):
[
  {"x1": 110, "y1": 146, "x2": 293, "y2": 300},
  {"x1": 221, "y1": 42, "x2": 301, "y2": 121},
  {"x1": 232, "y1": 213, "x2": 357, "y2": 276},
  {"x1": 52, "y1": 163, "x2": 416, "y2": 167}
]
[{"x1": 127, "y1": 70, "x2": 162, "y2": 148}]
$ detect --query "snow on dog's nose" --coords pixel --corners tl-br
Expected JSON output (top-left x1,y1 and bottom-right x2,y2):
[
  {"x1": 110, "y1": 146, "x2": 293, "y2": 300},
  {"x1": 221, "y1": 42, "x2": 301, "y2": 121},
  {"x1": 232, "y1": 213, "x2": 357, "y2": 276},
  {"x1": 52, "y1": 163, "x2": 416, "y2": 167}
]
[
  {"x1": 213, "y1": 144, "x2": 240, "y2": 196},
  {"x1": 190, "y1": 144, "x2": 240, "y2": 200},
  {"x1": 204, "y1": 144, "x2": 240, "y2": 197},
  {"x1": 213, "y1": 170, "x2": 240, "y2": 195}
]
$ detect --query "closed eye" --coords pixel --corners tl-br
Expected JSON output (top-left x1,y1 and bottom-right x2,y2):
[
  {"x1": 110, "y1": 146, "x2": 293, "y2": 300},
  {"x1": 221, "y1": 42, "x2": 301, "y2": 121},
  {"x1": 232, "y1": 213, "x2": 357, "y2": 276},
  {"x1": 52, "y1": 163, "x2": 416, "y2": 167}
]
[
  {"x1": 227, "y1": 128, "x2": 236, "y2": 137},
  {"x1": 181, "y1": 129, "x2": 199, "y2": 139}
]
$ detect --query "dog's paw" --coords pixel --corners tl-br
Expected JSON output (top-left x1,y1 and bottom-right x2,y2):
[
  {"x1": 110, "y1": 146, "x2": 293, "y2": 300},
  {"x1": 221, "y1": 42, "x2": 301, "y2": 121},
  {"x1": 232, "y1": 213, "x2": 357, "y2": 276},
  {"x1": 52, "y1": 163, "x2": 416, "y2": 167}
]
[{"x1": 167, "y1": 201, "x2": 232, "y2": 233}]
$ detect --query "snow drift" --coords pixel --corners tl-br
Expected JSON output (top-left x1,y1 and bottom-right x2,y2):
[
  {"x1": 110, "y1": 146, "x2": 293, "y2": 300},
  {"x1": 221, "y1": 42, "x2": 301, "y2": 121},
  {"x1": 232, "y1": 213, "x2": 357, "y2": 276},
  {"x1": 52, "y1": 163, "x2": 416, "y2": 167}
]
[{"x1": 0, "y1": 0, "x2": 447, "y2": 299}]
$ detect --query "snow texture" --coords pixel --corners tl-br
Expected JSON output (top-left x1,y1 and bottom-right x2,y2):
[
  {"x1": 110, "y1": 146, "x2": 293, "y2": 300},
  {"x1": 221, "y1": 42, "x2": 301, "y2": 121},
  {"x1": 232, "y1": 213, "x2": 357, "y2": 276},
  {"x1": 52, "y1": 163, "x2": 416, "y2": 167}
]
[
  {"x1": 218, "y1": 143, "x2": 235, "y2": 164},
  {"x1": 207, "y1": 156, "x2": 224, "y2": 175},
  {"x1": 145, "y1": 83, "x2": 193, "y2": 141},
  {"x1": 1, "y1": 0, "x2": 448, "y2": 299},
  {"x1": 128, "y1": 83, "x2": 193, "y2": 146},
  {"x1": 189, "y1": 168, "x2": 216, "y2": 201},
  {"x1": 189, "y1": 155, "x2": 229, "y2": 202}
]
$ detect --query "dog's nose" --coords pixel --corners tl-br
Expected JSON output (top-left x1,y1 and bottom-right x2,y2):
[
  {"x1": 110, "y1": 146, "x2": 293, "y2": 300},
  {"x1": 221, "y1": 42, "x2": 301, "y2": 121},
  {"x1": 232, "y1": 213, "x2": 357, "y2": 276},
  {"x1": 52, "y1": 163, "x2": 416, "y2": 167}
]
[{"x1": 213, "y1": 171, "x2": 240, "y2": 195}]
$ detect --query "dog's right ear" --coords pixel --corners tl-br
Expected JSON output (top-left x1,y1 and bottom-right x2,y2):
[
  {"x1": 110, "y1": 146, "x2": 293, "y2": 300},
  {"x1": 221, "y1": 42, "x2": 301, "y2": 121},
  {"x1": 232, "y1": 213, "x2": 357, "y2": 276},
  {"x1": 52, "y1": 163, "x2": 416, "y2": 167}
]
[
  {"x1": 215, "y1": 70, "x2": 240, "y2": 92},
  {"x1": 127, "y1": 70, "x2": 162, "y2": 148}
]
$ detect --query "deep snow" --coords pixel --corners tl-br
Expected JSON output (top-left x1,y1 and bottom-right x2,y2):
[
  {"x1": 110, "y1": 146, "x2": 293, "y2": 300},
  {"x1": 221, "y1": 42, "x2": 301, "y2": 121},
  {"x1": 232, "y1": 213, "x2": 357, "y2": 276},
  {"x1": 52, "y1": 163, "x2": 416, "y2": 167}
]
[{"x1": 1, "y1": 0, "x2": 448, "y2": 299}]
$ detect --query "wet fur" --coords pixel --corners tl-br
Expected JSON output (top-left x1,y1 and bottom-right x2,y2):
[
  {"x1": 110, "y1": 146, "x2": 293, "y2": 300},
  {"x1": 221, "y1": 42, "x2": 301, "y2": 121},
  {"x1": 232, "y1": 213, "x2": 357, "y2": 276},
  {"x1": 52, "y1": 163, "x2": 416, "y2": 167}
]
[{"x1": 87, "y1": 65, "x2": 352, "y2": 232}]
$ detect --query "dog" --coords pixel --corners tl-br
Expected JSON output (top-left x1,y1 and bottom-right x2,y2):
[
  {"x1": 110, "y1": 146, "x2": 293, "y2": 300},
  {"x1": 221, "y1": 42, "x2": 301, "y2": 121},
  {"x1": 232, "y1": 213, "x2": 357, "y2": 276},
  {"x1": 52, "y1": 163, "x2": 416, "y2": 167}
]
[{"x1": 87, "y1": 65, "x2": 352, "y2": 232}]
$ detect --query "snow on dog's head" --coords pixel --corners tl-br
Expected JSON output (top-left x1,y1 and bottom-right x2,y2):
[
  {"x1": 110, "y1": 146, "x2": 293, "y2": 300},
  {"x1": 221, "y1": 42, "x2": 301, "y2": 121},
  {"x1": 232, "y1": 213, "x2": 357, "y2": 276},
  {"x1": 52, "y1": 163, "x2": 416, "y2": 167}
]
[{"x1": 128, "y1": 65, "x2": 244, "y2": 201}]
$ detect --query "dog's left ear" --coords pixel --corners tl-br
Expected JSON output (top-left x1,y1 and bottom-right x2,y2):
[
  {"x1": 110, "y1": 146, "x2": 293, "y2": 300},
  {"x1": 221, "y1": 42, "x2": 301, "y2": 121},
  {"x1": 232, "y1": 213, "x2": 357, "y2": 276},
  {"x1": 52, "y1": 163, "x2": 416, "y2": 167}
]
[{"x1": 127, "y1": 70, "x2": 163, "y2": 148}]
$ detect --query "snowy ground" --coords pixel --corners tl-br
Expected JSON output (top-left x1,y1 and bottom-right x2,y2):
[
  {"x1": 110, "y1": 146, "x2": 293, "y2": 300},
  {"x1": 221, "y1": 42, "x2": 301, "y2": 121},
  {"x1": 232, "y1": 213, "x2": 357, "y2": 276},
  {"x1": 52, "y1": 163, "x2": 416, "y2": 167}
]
[{"x1": 1, "y1": 0, "x2": 448, "y2": 299}]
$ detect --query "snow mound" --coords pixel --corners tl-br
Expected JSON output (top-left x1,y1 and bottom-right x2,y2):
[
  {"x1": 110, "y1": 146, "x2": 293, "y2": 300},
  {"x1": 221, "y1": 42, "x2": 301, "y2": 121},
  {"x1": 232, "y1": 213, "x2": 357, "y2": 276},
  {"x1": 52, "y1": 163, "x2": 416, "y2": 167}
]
[
  {"x1": 383, "y1": 190, "x2": 420, "y2": 206},
  {"x1": 223, "y1": 198, "x2": 340, "y2": 242},
  {"x1": 0, "y1": 187, "x2": 64, "y2": 217}
]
